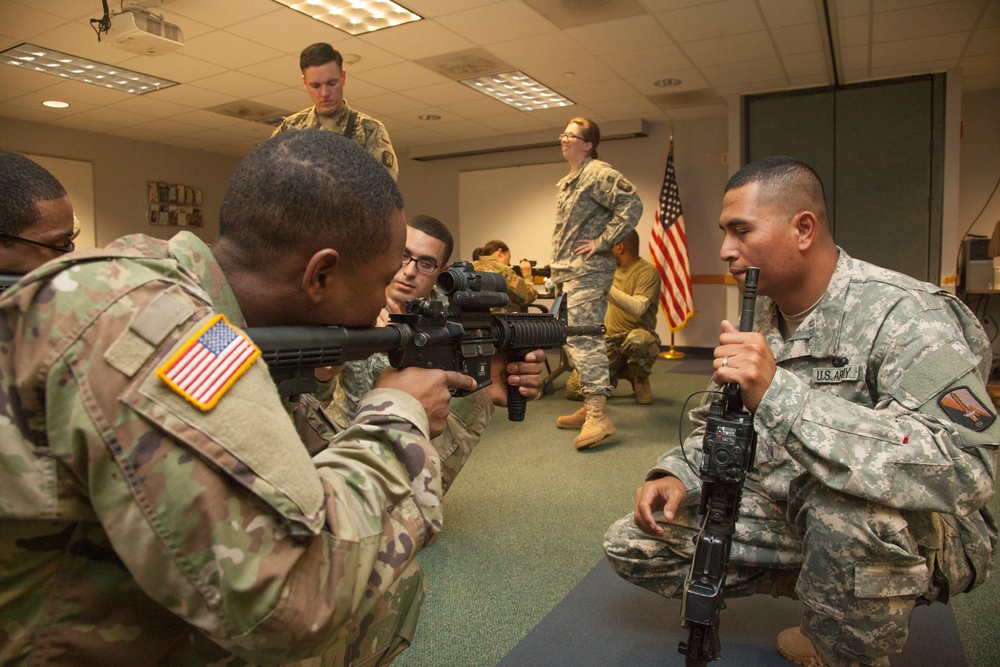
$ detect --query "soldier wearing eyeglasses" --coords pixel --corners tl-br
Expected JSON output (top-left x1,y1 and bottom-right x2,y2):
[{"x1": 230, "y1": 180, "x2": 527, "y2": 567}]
[{"x1": 0, "y1": 149, "x2": 77, "y2": 274}]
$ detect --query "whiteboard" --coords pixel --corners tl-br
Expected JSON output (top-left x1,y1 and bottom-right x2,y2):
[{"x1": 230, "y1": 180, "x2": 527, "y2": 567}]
[{"x1": 458, "y1": 162, "x2": 567, "y2": 268}]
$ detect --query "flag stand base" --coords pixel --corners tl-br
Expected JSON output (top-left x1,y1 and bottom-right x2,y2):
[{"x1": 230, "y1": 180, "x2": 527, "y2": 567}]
[{"x1": 659, "y1": 333, "x2": 686, "y2": 360}]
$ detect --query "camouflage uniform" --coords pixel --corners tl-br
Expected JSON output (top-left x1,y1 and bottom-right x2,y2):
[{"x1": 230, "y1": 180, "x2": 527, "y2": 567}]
[
  {"x1": 472, "y1": 256, "x2": 538, "y2": 313},
  {"x1": 565, "y1": 257, "x2": 661, "y2": 399},
  {"x1": 271, "y1": 102, "x2": 398, "y2": 181},
  {"x1": 604, "y1": 250, "x2": 999, "y2": 667},
  {"x1": 0, "y1": 231, "x2": 448, "y2": 667},
  {"x1": 551, "y1": 157, "x2": 642, "y2": 396}
]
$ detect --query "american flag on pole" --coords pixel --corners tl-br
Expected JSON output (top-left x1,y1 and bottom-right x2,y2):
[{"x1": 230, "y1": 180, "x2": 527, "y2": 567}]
[
  {"x1": 649, "y1": 140, "x2": 694, "y2": 331},
  {"x1": 157, "y1": 314, "x2": 260, "y2": 411}
]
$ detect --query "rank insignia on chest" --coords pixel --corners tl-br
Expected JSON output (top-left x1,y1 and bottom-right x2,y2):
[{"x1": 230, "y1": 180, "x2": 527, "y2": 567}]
[
  {"x1": 937, "y1": 386, "x2": 996, "y2": 432},
  {"x1": 812, "y1": 364, "x2": 861, "y2": 383},
  {"x1": 156, "y1": 314, "x2": 260, "y2": 411}
]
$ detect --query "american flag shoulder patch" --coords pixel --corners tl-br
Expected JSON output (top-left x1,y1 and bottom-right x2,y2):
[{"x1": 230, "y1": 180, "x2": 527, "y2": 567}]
[{"x1": 156, "y1": 314, "x2": 261, "y2": 411}]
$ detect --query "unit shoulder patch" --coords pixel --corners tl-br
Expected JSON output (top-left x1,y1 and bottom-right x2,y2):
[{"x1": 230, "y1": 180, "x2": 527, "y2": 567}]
[
  {"x1": 937, "y1": 386, "x2": 996, "y2": 432},
  {"x1": 156, "y1": 314, "x2": 260, "y2": 411}
]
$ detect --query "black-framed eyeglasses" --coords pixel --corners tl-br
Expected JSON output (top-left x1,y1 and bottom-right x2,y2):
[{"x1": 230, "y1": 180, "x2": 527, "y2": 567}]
[
  {"x1": 559, "y1": 132, "x2": 585, "y2": 142},
  {"x1": 0, "y1": 231, "x2": 75, "y2": 253},
  {"x1": 401, "y1": 251, "x2": 439, "y2": 274}
]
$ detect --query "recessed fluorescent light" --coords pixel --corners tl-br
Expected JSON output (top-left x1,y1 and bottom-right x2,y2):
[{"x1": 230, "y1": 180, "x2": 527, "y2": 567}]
[
  {"x1": 0, "y1": 43, "x2": 177, "y2": 95},
  {"x1": 42, "y1": 100, "x2": 70, "y2": 108},
  {"x1": 654, "y1": 78, "x2": 683, "y2": 87},
  {"x1": 459, "y1": 71, "x2": 574, "y2": 111},
  {"x1": 272, "y1": 0, "x2": 422, "y2": 35}
]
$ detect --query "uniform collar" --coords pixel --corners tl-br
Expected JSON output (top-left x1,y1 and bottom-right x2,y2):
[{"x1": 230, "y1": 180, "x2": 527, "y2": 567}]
[{"x1": 765, "y1": 248, "x2": 852, "y2": 362}]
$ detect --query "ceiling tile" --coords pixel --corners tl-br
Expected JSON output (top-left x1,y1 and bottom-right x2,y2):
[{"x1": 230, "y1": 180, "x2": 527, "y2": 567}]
[
  {"x1": 782, "y1": 51, "x2": 828, "y2": 79},
  {"x1": 602, "y1": 44, "x2": 694, "y2": 78},
  {"x1": 352, "y1": 61, "x2": 451, "y2": 92},
  {"x1": 436, "y1": 1, "x2": 557, "y2": 45},
  {"x1": 361, "y1": 19, "x2": 474, "y2": 60},
  {"x1": 353, "y1": 91, "x2": 427, "y2": 115},
  {"x1": 681, "y1": 31, "x2": 777, "y2": 67},
  {"x1": 654, "y1": 0, "x2": 766, "y2": 43},
  {"x1": 700, "y1": 57, "x2": 786, "y2": 87},
  {"x1": 837, "y1": 15, "x2": 870, "y2": 48},
  {"x1": 188, "y1": 71, "x2": 287, "y2": 98},
  {"x1": 756, "y1": 0, "x2": 818, "y2": 29},
  {"x1": 165, "y1": 0, "x2": 279, "y2": 29},
  {"x1": 150, "y1": 84, "x2": 240, "y2": 109},
  {"x1": 872, "y1": 33, "x2": 967, "y2": 67},
  {"x1": 772, "y1": 23, "x2": 826, "y2": 56},
  {"x1": 240, "y1": 56, "x2": 299, "y2": 86},
  {"x1": 873, "y1": 1, "x2": 981, "y2": 43},
  {"x1": 224, "y1": 10, "x2": 352, "y2": 54},
  {"x1": 63, "y1": 105, "x2": 158, "y2": 128},
  {"x1": 564, "y1": 15, "x2": 673, "y2": 56},
  {"x1": 181, "y1": 31, "x2": 283, "y2": 70},
  {"x1": 624, "y1": 68, "x2": 710, "y2": 94}
]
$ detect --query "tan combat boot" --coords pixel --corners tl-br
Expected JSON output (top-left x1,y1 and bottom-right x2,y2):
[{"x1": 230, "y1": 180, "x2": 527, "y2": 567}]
[
  {"x1": 556, "y1": 405, "x2": 587, "y2": 429},
  {"x1": 631, "y1": 376, "x2": 653, "y2": 404},
  {"x1": 573, "y1": 394, "x2": 616, "y2": 450},
  {"x1": 776, "y1": 627, "x2": 828, "y2": 667}
]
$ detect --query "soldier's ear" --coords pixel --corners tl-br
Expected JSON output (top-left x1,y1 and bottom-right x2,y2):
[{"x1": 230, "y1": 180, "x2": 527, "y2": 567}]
[{"x1": 302, "y1": 248, "x2": 340, "y2": 304}]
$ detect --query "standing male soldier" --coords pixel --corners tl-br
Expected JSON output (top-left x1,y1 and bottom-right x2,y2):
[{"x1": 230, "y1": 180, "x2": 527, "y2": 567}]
[
  {"x1": 565, "y1": 229, "x2": 660, "y2": 404},
  {"x1": 272, "y1": 42, "x2": 398, "y2": 180}
]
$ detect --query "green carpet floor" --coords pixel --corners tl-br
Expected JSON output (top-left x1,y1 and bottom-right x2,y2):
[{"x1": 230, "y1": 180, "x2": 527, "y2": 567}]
[{"x1": 394, "y1": 355, "x2": 1000, "y2": 667}]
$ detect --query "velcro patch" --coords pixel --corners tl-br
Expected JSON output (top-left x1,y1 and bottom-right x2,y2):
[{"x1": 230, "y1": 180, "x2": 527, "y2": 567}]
[
  {"x1": 616, "y1": 179, "x2": 633, "y2": 193},
  {"x1": 156, "y1": 314, "x2": 260, "y2": 411},
  {"x1": 382, "y1": 151, "x2": 394, "y2": 168},
  {"x1": 937, "y1": 386, "x2": 996, "y2": 432}
]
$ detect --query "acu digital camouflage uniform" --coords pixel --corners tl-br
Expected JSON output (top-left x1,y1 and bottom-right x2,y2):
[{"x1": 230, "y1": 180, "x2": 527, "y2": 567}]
[
  {"x1": 271, "y1": 101, "x2": 398, "y2": 181},
  {"x1": 551, "y1": 157, "x2": 642, "y2": 396},
  {"x1": 565, "y1": 256, "x2": 661, "y2": 400},
  {"x1": 604, "y1": 250, "x2": 999, "y2": 667},
  {"x1": 0, "y1": 231, "x2": 449, "y2": 667},
  {"x1": 472, "y1": 256, "x2": 538, "y2": 313}
]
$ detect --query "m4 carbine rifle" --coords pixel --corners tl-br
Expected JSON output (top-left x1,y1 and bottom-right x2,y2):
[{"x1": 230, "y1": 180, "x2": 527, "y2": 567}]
[
  {"x1": 678, "y1": 267, "x2": 760, "y2": 666},
  {"x1": 247, "y1": 261, "x2": 604, "y2": 421}
]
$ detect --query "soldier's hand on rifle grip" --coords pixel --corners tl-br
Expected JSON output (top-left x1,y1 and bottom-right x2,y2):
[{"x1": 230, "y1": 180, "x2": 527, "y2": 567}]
[
  {"x1": 713, "y1": 320, "x2": 775, "y2": 414},
  {"x1": 483, "y1": 349, "x2": 546, "y2": 407},
  {"x1": 376, "y1": 367, "x2": 477, "y2": 438},
  {"x1": 633, "y1": 475, "x2": 686, "y2": 536}
]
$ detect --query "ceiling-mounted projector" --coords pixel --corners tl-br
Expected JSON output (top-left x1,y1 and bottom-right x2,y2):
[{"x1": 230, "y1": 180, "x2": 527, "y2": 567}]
[{"x1": 105, "y1": 9, "x2": 183, "y2": 56}]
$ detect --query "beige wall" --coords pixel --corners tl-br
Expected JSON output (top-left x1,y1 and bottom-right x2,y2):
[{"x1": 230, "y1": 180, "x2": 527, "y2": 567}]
[{"x1": 0, "y1": 118, "x2": 241, "y2": 247}]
